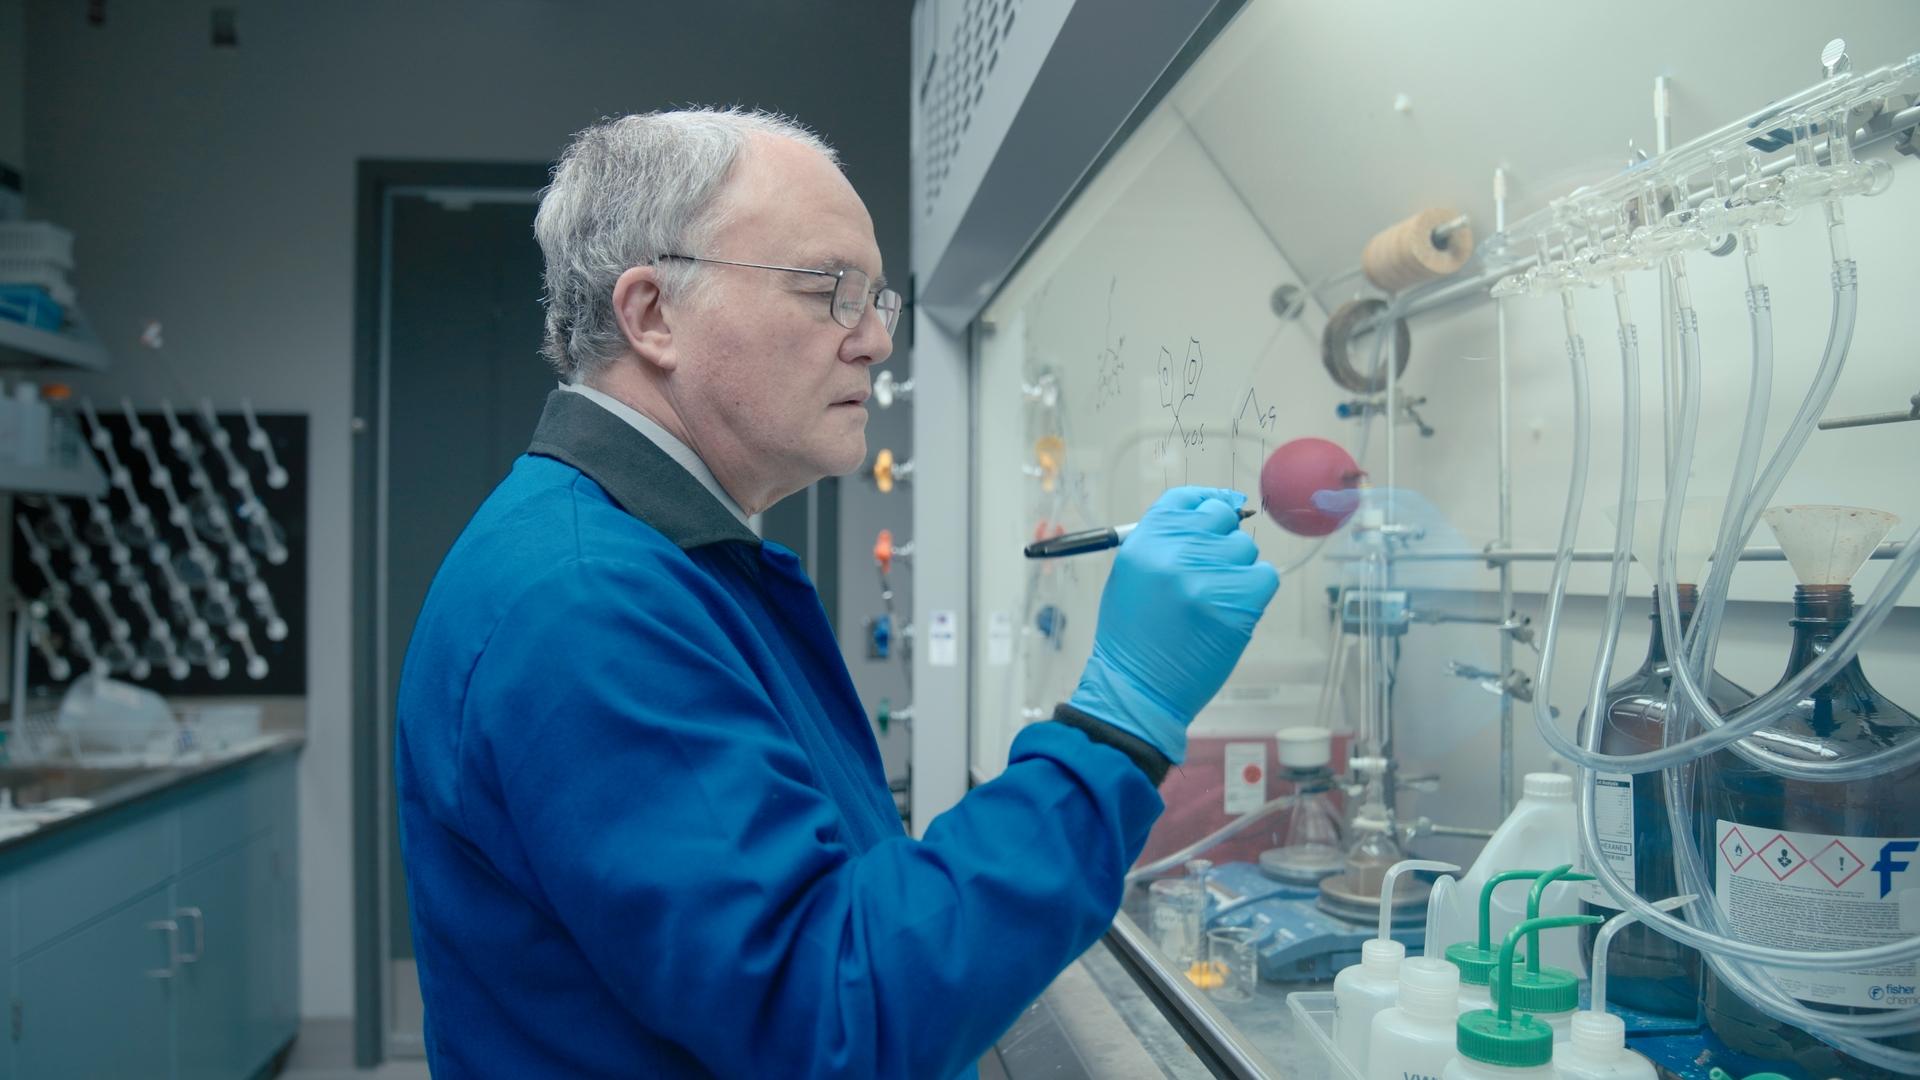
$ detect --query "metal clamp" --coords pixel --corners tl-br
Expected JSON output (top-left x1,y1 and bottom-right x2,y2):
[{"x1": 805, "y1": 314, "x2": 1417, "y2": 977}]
[
  {"x1": 177, "y1": 906, "x2": 205, "y2": 963},
  {"x1": 1321, "y1": 298, "x2": 1411, "y2": 394},
  {"x1": 146, "y1": 919, "x2": 181, "y2": 979}
]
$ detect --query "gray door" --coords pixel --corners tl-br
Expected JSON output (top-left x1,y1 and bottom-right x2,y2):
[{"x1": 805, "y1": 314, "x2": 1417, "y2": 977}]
[{"x1": 380, "y1": 188, "x2": 553, "y2": 1053}]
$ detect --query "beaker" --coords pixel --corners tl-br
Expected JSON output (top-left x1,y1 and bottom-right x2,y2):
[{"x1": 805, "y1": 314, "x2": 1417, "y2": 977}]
[
  {"x1": 1204, "y1": 926, "x2": 1259, "y2": 1003},
  {"x1": 1144, "y1": 876, "x2": 1205, "y2": 968}
]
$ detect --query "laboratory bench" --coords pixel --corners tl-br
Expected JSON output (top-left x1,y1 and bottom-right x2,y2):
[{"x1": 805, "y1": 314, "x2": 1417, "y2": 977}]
[{"x1": 0, "y1": 734, "x2": 302, "y2": 1079}]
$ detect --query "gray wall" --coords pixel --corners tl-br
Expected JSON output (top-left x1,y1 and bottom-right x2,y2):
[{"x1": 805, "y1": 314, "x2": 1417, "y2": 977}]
[
  {"x1": 0, "y1": 0, "x2": 20, "y2": 170},
  {"x1": 20, "y1": 0, "x2": 909, "y2": 1021}
]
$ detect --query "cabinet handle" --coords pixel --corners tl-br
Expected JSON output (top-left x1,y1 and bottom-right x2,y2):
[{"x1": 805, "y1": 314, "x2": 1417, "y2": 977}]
[
  {"x1": 176, "y1": 906, "x2": 205, "y2": 963},
  {"x1": 146, "y1": 919, "x2": 181, "y2": 979}
]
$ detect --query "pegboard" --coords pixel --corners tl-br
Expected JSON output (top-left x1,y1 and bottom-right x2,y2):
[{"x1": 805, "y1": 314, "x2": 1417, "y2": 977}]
[
  {"x1": 919, "y1": 0, "x2": 1024, "y2": 214},
  {"x1": 11, "y1": 407, "x2": 306, "y2": 696}
]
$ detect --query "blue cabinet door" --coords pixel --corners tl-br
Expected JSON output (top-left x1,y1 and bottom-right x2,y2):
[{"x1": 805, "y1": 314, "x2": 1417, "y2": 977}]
[
  {"x1": 14, "y1": 888, "x2": 176, "y2": 1079},
  {"x1": 258, "y1": 827, "x2": 299, "y2": 1062},
  {"x1": 174, "y1": 842, "x2": 258, "y2": 1080}
]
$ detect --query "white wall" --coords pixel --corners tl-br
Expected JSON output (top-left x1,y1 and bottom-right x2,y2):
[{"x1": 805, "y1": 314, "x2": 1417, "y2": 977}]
[{"x1": 22, "y1": 0, "x2": 907, "y2": 1022}]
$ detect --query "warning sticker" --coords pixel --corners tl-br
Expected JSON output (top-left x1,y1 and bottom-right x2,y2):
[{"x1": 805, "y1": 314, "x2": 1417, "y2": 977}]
[
  {"x1": 1579, "y1": 771, "x2": 1637, "y2": 908},
  {"x1": 1715, "y1": 820, "x2": 1920, "y2": 1009},
  {"x1": 1222, "y1": 742, "x2": 1266, "y2": 814}
]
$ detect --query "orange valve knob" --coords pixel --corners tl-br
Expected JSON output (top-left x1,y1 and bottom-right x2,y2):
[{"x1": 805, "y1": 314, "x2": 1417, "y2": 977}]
[
  {"x1": 1033, "y1": 435, "x2": 1066, "y2": 493},
  {"x1": 874, "y1": 529, "x2": 894, "y2": 574},
  {"x1": 870, "y1": 448, "x2": 913, "y2": 493}
]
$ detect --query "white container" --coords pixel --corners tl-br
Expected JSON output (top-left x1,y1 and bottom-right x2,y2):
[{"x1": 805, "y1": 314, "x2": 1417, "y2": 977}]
[
  {"x1": 1334, "y1": 937, "x2": 1404, "y2": 1075},
  {"x1": 1429, "y1": 773, "x2": 1584, "y2": 976},
  {"x1": 1367, "y1": 956, "x2": 1459, "y2": 1080},
  {"x1": 1551, "y1": 1013, "x2": 1655, "y2": 1080},
  {"x1": 13, "y1": 382, "x2": 45, "y2": 467},
  {"x1": 1276, "y1": 725, "x2": 1333, "y2": 770}
]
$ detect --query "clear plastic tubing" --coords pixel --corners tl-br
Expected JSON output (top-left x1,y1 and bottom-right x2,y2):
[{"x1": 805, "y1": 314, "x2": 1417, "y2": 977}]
[
  {"x1": 1566, "y1": 272, "x2": 1920, "y2": 1069},
  {"x1": 1517, "y1": 224, "x2": 1920, "y2": 968},
  {"x1": 1588, "y1": 896, "x2": 1694, "y2": 1014},
  {"x1": 1528, "y1": 251, "x2": 1920, "y2": 780},
  {"x1": 1684, "y1": 164, "x2": 1774, "y2": 675}
]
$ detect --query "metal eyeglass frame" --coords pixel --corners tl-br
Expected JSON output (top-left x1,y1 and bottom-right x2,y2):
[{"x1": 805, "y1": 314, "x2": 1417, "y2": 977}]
[{"x1": 656, "y1": 254, "x2": 902, "y2": 334}]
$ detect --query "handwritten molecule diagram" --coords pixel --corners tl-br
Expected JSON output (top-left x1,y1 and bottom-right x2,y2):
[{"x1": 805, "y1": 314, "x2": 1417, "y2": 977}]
[
  {"x1": 1231, "y1": 387, "x2": 1280, "y2": 509},
  {"x1": 1093, "y1": 277, "x2": 1126, "y2": 410},
  {"x1": 1156, "y1": 338, "x2": 1206, "y2": 481}
]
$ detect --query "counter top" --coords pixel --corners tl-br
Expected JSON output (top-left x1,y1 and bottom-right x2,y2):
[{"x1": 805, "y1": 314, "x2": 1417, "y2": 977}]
[{"x1": 0, "y1": 732, "x2": 305, "y2": 854}]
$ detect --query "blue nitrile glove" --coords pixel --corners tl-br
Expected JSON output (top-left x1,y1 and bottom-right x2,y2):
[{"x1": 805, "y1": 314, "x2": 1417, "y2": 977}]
[{"x1": 1068, "y1": 487, "x2": 1281, "y2": 764}]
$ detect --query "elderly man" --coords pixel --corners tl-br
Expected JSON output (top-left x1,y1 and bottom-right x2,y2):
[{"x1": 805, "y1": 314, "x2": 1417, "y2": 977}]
[{"x1": 397, "y1": 108, "x2": 1278, "y2": 1078}]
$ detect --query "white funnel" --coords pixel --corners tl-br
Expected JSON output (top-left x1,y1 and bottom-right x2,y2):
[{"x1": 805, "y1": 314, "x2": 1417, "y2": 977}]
[
  {"x1": 1762, "y1": 504, "x2": 1899, "y2": 586},
  {"x1": 1609, "y1": 497, "x2": 1727, "y2": 587}
]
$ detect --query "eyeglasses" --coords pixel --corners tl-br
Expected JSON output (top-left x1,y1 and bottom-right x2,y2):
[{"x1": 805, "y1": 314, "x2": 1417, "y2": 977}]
[{"x1": 656, "y1": 254, "x2": 903, "y2": 334}]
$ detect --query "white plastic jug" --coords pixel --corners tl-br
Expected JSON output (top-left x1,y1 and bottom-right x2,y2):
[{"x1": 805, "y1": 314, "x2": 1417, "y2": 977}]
[{"x1": 1428, "y1": 774, "x2": 1585, "y2": 977}]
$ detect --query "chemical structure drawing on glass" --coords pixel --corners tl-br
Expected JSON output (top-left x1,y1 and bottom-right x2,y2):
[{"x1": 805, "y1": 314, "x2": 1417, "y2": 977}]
[
  {"x1": 1156, "y1": 337, "x2": 1205, "y2": 484},
  {"x1": 1230, "y1": 387, "x2": 1278, "y2": 522},
  {"x1": 1093, "y1": 277, "x2": 1126, "y2": 410}
]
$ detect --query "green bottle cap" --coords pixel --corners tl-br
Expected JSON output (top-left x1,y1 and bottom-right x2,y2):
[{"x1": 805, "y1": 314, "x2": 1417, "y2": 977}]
[
  {"x1": 1455, "y1": 1009, "x2": 1554, "y2": 1068},
  {"x1": 1463, "y1": 911, "x2": 1603, "y2": 1069},
  {"x1": 1442, "y1": 941, "x2": 1521, "y2": 987},
  {"x1": 1488, "y1": 964, "x2": 1580, "y2": 1013}
]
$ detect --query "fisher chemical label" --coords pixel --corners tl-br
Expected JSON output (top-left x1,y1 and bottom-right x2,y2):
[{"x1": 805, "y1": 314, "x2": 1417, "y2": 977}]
[
  {"x1": 1715, "y1": 820, "x2": 1920, "y2": 1008},
  {"x1": 1580, "y1": 771, "x2": 1637, "y2": 907},
  {"x1": 1222, "y1": 742, "x2": 1266, "y2": 814}
]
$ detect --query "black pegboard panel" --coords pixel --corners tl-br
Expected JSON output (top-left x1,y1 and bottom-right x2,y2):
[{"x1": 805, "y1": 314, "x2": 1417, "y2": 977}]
[{"x1": 11, "y1": 409, "x2": 306, "y2": 696}]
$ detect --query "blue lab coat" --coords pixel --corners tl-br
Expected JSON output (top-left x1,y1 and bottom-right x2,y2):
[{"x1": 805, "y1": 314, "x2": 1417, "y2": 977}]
[{"x1": 396, "y1": 390, "x2": 1170, "y2": 1078}]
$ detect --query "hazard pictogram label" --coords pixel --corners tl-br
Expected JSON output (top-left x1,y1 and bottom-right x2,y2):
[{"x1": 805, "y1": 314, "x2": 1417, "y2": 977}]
[
  {"x1": 1810, "y1": 839, "x2": 1865, "y2": 888},
  {"x1": 1757, "y1": 833, "x2": 1806, "y2": 880},
  {"x1": 1720, "y1": 826, "x2": 1757, "y2": 872}
]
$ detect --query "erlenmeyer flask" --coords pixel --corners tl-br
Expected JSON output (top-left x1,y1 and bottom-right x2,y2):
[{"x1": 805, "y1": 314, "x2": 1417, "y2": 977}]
[{"x1": 1259, "y1": 780, "x2": 1346, "y2": 885}]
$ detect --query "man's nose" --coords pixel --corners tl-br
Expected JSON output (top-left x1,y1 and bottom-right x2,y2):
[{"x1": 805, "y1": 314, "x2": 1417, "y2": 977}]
[{"x1": 846, "y1": 307, "x2": 894, "y2": 366}]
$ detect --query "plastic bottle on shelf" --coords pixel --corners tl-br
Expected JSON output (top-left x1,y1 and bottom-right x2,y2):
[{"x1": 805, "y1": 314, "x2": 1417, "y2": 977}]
[
  {"x1": 1431, "y1": 774, "x2": 1585, "y2": 978},
  {"x1": 1334, "y1": 858, "x2": 1460, "y2": 1076},
  {"x1": 40, "y1": 383, "x2": 82, "y2": 469},
  {"x1": 1367, "y1": 956, "x2": 1460, "y2": 1080},
  {"x1": 1445, "y1": 915, "x2": 1601, "y2": 1080},
  {"x1": 1577, "y1": 585, "x2": 1750, "y2": 1018},
  {"x1": 14, "y1": 380, "x2": 45, "y2": 467}
]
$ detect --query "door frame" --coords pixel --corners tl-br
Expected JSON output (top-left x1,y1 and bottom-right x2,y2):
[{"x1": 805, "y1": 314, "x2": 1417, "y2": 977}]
[{"x1": 350, "y1": 159, "x2": 552, "y2": 1066}]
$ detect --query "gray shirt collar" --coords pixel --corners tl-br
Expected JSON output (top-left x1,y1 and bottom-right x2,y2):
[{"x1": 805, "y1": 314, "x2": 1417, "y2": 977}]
[
  {"x1": 527, "y1": 389, "x2": 761, "y2": 551},
  {"x1": 556, "y1": 381, "x2": 750, "y2": 525}
]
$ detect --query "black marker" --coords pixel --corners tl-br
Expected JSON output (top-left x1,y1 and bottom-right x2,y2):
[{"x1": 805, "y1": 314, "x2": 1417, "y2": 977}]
[{"x1": 1024, "y1": 507, "x2": 1258, "y2": 559}]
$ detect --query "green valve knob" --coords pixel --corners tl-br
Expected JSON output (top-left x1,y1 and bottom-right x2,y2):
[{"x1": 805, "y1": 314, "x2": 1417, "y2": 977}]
[{"x1": 877, "y1": 697, "x2": 892, "y2": 735}]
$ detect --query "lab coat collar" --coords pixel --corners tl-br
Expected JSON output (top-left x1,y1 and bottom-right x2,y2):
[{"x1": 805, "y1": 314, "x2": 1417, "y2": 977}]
[{"x1": 527, "y1": 389, "x2": 762, "y2": 551}]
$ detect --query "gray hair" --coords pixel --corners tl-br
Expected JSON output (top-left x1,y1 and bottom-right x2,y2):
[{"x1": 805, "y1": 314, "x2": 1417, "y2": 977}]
[{"x1": 534, "y1": 107, "x2": 838, "y2": 381}]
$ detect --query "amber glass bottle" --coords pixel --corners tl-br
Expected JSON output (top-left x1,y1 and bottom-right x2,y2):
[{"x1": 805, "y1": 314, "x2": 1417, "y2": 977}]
[
  {"x1": 1578, "y1": 587, "x2": 1752, "y2": 1017},
  {"x1": 1698, "y1": 585, "x2": 1920, "y2": 1079}
]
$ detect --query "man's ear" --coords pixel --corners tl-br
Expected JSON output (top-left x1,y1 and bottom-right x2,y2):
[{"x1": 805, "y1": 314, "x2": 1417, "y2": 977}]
[{"x1": 612, "y1": 266, "x2": 676, "y2": 372}]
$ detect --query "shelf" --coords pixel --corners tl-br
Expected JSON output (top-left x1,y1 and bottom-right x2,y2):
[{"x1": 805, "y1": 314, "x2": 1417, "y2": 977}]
[{"x1": 0, "y1": 310, "x2": 111, "y2": 371}]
